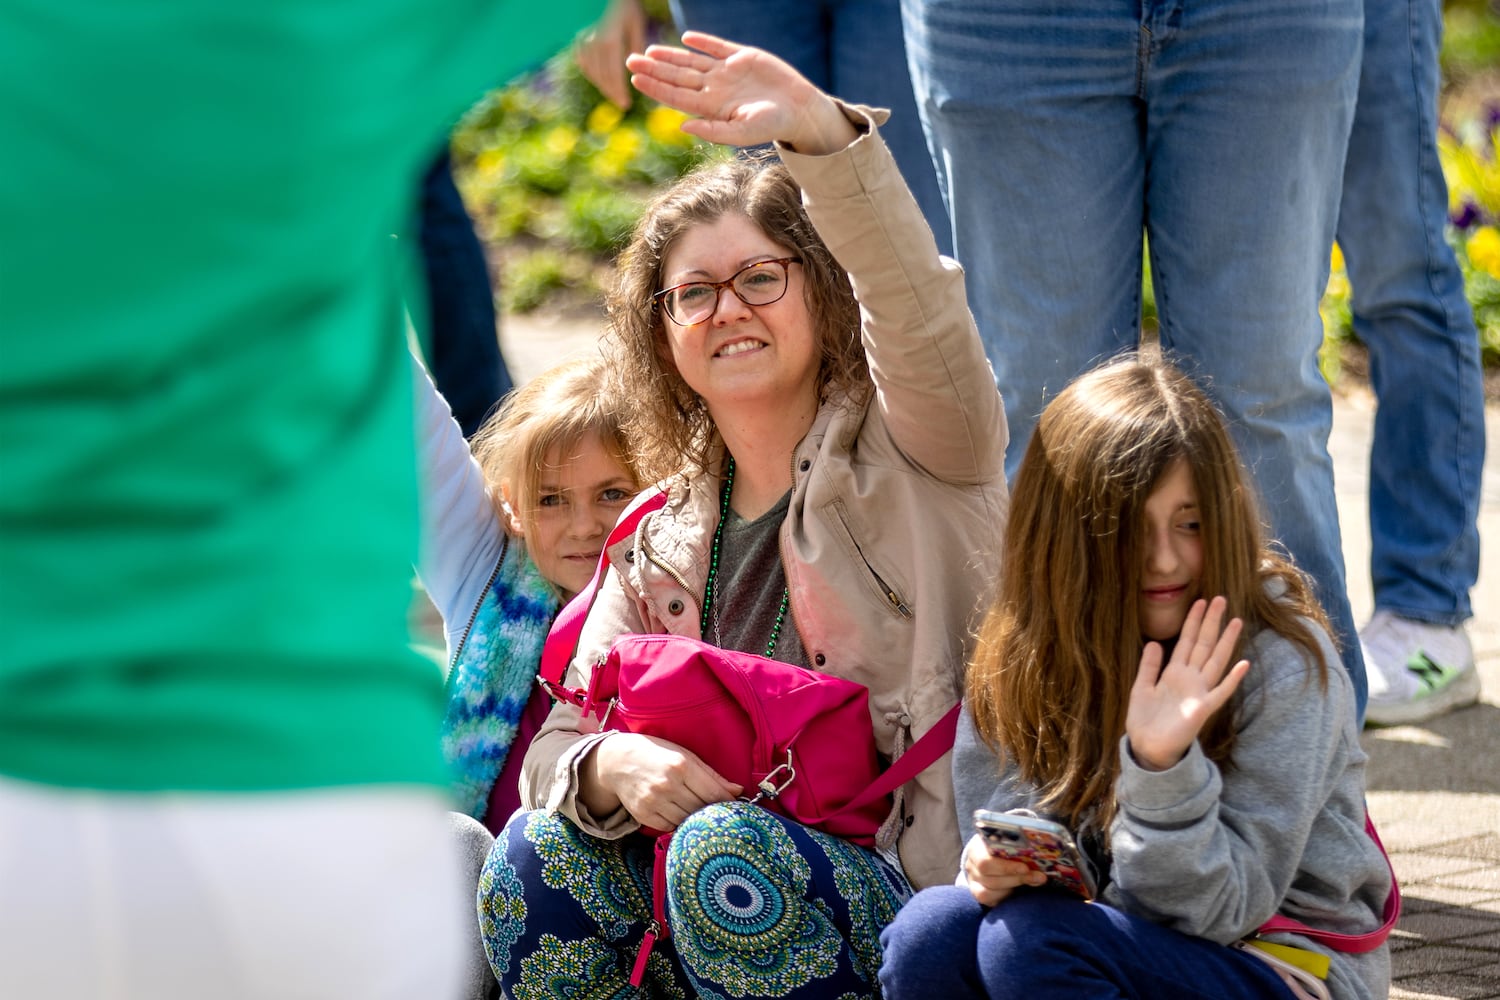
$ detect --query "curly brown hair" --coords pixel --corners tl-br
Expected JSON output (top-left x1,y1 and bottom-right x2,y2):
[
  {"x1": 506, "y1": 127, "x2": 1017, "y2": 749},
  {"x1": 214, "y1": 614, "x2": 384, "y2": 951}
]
[{"x1": 605, "y1": 154, "x2": 868, "y2": 479}]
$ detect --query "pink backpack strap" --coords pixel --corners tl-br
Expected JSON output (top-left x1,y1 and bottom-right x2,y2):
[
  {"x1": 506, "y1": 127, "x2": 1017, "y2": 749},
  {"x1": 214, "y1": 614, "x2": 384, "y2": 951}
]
[
  {"x1": 1257, "y1": 813, "x2": 1401, "y2": 953},
  {"x1": 537, "y1": 489, "x2": 667, "y2": 697},
  {"x1": 824, "y1": 702, "x2": 962, "y2": 821}
]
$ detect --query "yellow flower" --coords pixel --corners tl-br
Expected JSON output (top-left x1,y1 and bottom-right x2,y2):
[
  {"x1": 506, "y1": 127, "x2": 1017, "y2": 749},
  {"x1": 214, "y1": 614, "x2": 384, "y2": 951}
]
[
  {"x1": 587, "y1": 102, "x2": 624, "y2": 135},
  {"x1": 544, "y1": 125, "x2": 580, "y2": 159},
  {"x1": 1329, "y1": 242, "x2": 1344, "y2": 274},
  {"x1": 474, "y1": 148, "x2": 506, "y2": 180},
  {"x1": 594, "y1": 127, "x2": 644, "y2": 178},
  {"x1": 646, "y1": 106, "x2": 691, "y2": 146},
  {"x1": 1324, "y1": 271, "x2": 1350, "y2": 301},
  {"x1": 1467, "y1": 225, "x2": 1500, "y2": 280}
]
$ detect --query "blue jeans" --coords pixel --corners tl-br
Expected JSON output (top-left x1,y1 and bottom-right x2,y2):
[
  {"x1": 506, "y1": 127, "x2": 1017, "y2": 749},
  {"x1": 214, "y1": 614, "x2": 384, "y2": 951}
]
[
  {"x1": 902, "y1": 0, "x2": 1367, "y2": 713},
  {"x1": 1337, "y1": 0, "x2": 1485, "y2": 627},
  {"x1": 418, "y1": 150, "x2": 512, "y2": 437},
  {"x1": 670, "y1": 0, "x2": 952, "y2": 256},
  {"x1": 879, "y1": 886, "x2": 1294, "y2": 999}
]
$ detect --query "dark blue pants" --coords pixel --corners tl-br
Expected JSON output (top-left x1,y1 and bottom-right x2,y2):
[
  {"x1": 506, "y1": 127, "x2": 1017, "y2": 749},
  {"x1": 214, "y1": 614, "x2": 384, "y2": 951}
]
[
  {"x1": 879, "y1": 886, "x2": 1295, "y2": 999},
  {"x1": 418, "y1": 150, "x2": 511, "y2": 437}
]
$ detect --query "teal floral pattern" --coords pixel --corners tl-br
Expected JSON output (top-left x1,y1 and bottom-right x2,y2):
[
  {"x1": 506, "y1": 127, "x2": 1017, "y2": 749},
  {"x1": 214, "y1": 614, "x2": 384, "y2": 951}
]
[
  {"x1": 529, "y1": 809, "x2": 654, "y2": 939},
  {"x1": 485, "y1": 806, "x2": 909, "y2": 1000},
  {"x1": 515, "y1": 934, "x2": 688, "y2": 1000},
  {"x1": 821, "y1": 825, "x2": 911, "y2": 985},
  {"x1": 669, "y1": 803, "x2": 842, "y2": 996}
]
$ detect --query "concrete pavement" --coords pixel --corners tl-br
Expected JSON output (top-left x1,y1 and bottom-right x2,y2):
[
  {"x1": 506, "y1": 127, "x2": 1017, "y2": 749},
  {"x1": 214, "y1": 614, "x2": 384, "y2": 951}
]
[{"x1": 500, "y1": 311, "x2": 1500, "y2": 999}]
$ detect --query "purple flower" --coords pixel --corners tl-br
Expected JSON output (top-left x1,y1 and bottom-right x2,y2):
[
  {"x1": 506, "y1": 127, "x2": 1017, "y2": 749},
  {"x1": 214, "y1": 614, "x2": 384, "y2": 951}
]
[{"x1": 1451, "y1": 200, "x2": 1481, "y2": 231}]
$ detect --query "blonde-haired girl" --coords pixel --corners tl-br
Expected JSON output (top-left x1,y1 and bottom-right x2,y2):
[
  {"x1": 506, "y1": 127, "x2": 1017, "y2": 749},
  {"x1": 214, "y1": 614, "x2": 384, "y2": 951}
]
[
  {"x1": 880, "y1": 357, "x2": 1392, "y2": 1000},
  {"x1": 415, "y1": 352, "x2": 645, "y2": 828}
]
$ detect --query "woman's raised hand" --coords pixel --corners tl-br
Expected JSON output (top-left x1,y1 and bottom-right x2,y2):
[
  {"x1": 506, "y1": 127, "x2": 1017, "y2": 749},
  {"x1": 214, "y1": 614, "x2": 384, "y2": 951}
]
[
  {"x1": 1126, "y1": 596, "x2": 1251, "y2": 772},
  {"x1": 582, "y1": 731, "x2": 744, "y2": 832},
  {"x1": 626, "y1": 32, "x2": 858, "y2": 155}
]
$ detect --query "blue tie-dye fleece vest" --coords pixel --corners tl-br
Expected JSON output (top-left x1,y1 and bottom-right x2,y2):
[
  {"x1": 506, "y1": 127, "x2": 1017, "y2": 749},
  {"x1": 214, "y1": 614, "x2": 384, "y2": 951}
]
[{"x1": 441, "y1": 533, "x2": 559, "y2": 819}]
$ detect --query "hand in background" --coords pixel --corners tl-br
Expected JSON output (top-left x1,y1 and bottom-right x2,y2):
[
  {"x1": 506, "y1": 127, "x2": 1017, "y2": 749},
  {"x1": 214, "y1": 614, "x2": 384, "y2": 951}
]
[
  {"x1": 626, "y1": 31, "x2": 858, "y2": 155},
  {"x1": 575, "y1": 0, "x2": 648, "y2": 110},
  {"x1": 1126, "y1": 596, "x2": 1250, "y2": 771}
]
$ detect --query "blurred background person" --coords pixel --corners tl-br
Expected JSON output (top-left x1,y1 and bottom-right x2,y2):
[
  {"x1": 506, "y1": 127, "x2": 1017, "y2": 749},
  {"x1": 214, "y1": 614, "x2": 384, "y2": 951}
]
[
  {"x1": 0, "y1": 2, "x2": 600, "y2": 997},
  {"x1": 1337, "y1": 0, "x2": 1486, "y2": 726}
]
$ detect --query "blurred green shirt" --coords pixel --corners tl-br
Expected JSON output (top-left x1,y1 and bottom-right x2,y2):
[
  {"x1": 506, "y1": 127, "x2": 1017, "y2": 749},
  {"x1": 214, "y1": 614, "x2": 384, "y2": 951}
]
[{"x1": 0, "y1": 0, "x2": 599, "y2": 790}]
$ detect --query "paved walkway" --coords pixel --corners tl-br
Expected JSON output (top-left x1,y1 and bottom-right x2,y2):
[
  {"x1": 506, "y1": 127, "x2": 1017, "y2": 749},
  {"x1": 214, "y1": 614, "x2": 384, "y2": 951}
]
[{"x1": 500, "y1": 313, "x2": 1500, "y2": 999}]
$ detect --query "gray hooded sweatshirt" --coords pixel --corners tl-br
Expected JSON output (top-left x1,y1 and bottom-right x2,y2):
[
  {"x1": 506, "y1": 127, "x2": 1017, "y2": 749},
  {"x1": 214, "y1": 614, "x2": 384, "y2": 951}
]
[{"x1": 954, "y1": 616, "x2": 1392, "y2": 1000}]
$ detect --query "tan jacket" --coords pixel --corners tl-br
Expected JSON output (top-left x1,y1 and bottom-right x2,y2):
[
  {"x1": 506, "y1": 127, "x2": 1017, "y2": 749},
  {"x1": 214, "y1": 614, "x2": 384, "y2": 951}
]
[{"x1": 521, "y1": 105, "x2": 1009, "y2": 890}]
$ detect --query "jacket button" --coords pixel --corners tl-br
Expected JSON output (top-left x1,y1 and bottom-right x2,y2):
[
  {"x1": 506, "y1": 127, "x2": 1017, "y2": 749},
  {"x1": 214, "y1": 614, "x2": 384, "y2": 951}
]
[
  {"x1": 904, "y1": 815, "x2": 915, "y2": 827},
  {"x1": 799, "y1": 459, "x2": 811, "y2": 472},
  {"x1": 814, "y1": 653, "x2": 826, "y2": 666},
  {"x1": 667, "y1": 599, "x2": 684, "y2": 615},
  {"x1": 624, "y1": 549, "x2": 635, "y2": 563}
]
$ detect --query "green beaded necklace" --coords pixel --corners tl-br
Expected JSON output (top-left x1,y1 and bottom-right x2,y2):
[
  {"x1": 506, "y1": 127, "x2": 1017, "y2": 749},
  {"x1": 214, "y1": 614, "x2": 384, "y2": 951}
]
[{"x1": 701, "y1": 457, "x2": 791, "y2": 658}]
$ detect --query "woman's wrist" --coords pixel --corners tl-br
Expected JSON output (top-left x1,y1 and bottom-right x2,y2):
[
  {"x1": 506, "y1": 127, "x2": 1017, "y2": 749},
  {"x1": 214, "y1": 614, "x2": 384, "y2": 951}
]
[
  {"x1": 780, "y1": 94, "x2": 859, "y2": 156},
  {"x1": 577, "y1": 733, "x2": 623, "y2": 816}
]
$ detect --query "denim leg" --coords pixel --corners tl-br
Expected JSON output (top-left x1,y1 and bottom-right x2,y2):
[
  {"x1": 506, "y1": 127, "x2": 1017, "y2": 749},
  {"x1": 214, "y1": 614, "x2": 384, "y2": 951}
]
[
  {"x1": 1139, "y1": 0, "x2": 1366, "y2": 711},
  {"x1": 877, "y1": 885, "x2": 987, "y2": 999},
  {"x1": 1336, "y1": 0, "x2": 1485, "y2": 626},
  {"x1": 886, "y1": 887, "x2": 1297, "y2": 999},
  {"x1": 905, "y1": 0, "x2": 1368, "y2": 712},
  {"x1": 670, "y1": 0, "x2": 951, "y2": 254},
  {"x1": 670, "y1": 0, "x2": 831, "y2": 89},
  {"x1": 666, "y1": 801, "x2": 911, "y2": 999},
  {"x1": 827, "y1": 0, "x2": 952, "y2": 255},
  {"x1": 901, "y1": 0, "x2": 1148, "y2": 469},
  {"x1": 418, "y1": 150, "x2": 511, "y2": 438},
  {"x1": 478, "y1": 810, "x2": 695, "y2": 999}
]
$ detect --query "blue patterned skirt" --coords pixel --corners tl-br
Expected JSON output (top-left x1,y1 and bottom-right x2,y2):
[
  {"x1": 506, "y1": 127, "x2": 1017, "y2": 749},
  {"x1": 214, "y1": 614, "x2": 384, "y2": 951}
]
[{"x1": 480, "y1": 801, "x2": 912, "y2": 998}]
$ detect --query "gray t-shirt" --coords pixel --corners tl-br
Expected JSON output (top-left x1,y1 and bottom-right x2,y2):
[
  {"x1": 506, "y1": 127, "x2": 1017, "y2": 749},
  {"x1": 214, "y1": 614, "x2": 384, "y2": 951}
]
[{"x1": 705, "y1": 490, "x2": 808, "y2": 668}]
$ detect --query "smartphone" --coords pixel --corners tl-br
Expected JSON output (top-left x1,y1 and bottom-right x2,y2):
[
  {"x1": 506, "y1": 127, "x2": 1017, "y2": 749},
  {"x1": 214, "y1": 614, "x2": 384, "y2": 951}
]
[{"x1": 972, "y1": 809, "x2": 1097, "y2": 900}]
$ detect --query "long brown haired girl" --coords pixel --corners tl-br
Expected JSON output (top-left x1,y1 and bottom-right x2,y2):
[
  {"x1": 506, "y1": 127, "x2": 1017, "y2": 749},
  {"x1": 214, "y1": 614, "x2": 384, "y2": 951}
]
[{"x1": 881, "y1": 357, "x2": 1392, "y2": 1000}]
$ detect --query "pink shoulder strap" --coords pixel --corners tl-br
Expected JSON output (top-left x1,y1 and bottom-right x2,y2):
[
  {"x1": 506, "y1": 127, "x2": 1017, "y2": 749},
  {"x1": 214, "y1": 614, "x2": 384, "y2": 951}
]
[
  {"x1": 537, "y1": 489, "x2": 667, "y2": 692},
  {"x1": 532, "y1": 484, "x2": 959, "y2": 811},
  {"x1": 1257, "y1": 813, "x2": 1401, "y2": 953}
]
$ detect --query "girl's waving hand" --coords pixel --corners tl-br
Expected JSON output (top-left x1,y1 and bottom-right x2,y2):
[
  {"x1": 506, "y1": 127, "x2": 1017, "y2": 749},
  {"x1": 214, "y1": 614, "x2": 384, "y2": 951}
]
[
  {"x1": 626, "y1": 32, "x2": 857, "y2": 155},
  {"x1": 1126, "y1": 596, "x2": 1251, "y2": 772}
]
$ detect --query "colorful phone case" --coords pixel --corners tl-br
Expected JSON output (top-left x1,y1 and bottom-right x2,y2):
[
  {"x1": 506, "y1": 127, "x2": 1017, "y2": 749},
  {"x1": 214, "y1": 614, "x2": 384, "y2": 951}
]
[{"x1": 973, "y1": 810, "x2": 1096, "y2": 900}]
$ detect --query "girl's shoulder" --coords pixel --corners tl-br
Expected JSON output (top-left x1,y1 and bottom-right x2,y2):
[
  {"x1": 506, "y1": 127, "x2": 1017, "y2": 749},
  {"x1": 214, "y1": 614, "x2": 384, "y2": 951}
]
[{"x1": 1236, "y1": 613, "x2": 1355, "y2": 723}]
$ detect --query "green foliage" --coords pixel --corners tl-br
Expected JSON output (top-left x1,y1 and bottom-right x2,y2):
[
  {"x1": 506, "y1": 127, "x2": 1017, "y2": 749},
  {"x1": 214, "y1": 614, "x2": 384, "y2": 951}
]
[
  {"x1": 1441, "y1": 0, "x2": 1500, "y2": 82},
  {"x1": 1320, "y1": 107, "x2": 1500, "y2": 373},
  {"x1": 452, "y1": 48, "x2": 722, "y2": 312},
  {"x1": 559, "y1": 184, "x2": 646, "y2": 255},
  {"x1": 1141, "y1": 242, "x2": 1158, "y2": 334},
  {"x1": 501, "y1": 248, "x2": 585, "y2": 314}
]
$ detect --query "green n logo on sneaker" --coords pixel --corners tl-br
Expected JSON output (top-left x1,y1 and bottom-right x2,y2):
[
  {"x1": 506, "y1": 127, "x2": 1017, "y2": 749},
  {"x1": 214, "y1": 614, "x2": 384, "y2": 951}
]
[{"x1": 1407, "y1": 652, "x2": 1458, "y2": 692}]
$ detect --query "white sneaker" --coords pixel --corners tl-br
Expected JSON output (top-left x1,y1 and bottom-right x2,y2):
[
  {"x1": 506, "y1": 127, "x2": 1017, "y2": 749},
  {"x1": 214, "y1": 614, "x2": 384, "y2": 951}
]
[{"x1": 1360, "y1": 610, "x2": 1481, "y2": 727}]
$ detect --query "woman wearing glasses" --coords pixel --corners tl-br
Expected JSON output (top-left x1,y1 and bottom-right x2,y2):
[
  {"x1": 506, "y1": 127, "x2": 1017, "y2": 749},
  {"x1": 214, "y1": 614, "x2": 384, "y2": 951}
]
[{"x1": 481, "y1": 33, "x2": 1008, "y2": 999}]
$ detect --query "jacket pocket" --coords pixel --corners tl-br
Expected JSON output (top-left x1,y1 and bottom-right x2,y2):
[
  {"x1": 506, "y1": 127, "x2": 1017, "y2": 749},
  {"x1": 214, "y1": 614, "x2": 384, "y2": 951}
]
[{"x1": 824, "y1": 498, "x2": 913, "y2": 620}]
